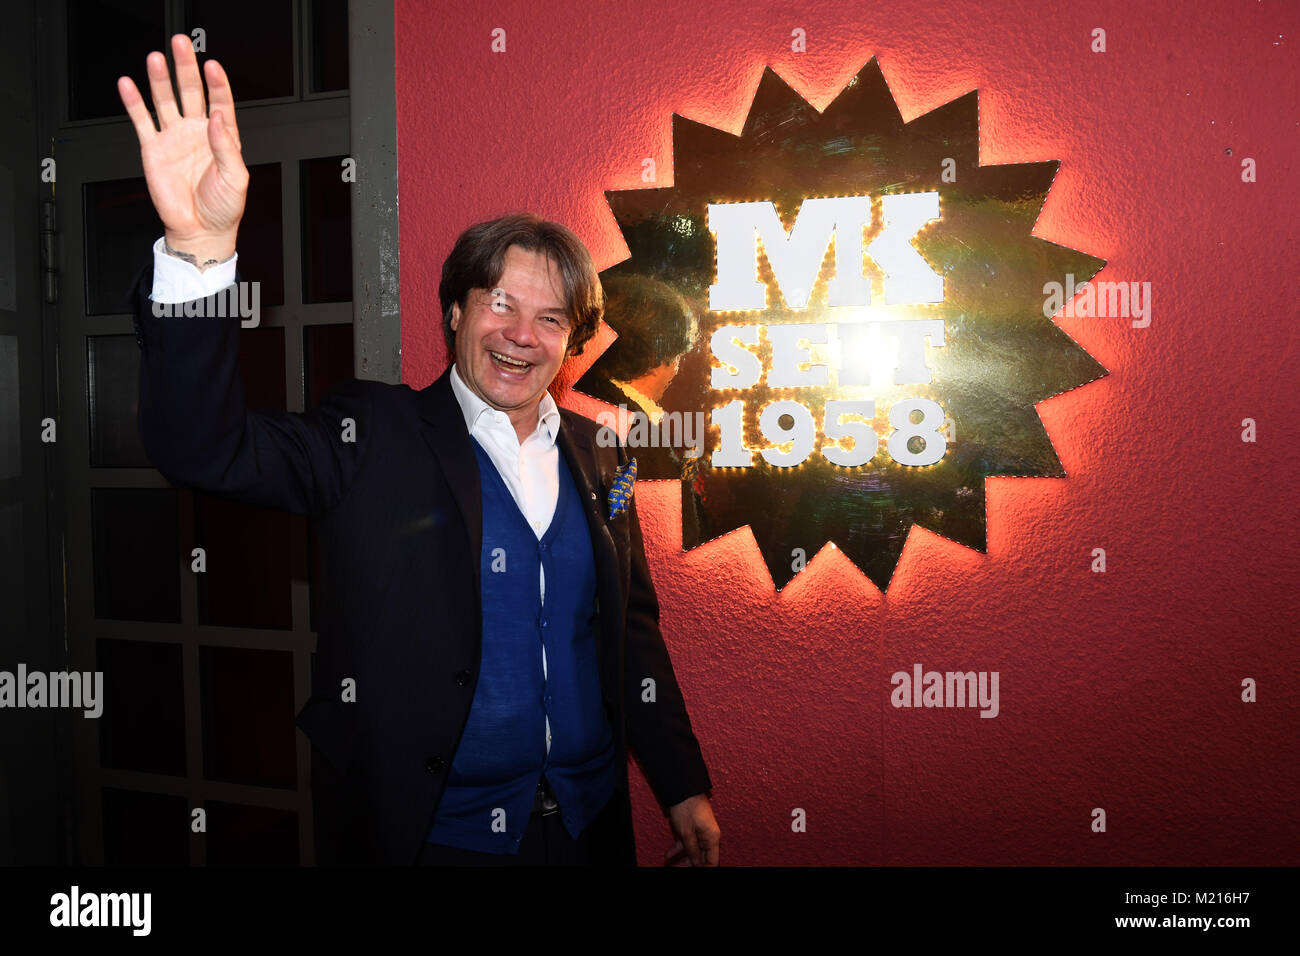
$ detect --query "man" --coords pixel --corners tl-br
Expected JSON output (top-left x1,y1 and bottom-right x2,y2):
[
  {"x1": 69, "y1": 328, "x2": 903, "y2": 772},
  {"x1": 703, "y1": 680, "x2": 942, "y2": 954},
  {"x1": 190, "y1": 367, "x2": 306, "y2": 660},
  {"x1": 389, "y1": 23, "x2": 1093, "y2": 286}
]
[
  {"x1": 118, "y1": 34, "x2": 719, "y2": 866},
  {"x1": 576, "y1": 274, "x2": 710, "y2": 547},
  {"x1": 579, "y1": 274, "x2": 699, "y2": 481}
]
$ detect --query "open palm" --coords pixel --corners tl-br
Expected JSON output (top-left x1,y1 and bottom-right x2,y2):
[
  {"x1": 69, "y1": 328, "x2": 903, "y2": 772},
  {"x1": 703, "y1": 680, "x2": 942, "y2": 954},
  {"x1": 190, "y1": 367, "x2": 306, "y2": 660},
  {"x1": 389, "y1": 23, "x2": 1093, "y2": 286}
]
[{"x1": 117, "y1": 34, "x2": 247, "y2": 261}]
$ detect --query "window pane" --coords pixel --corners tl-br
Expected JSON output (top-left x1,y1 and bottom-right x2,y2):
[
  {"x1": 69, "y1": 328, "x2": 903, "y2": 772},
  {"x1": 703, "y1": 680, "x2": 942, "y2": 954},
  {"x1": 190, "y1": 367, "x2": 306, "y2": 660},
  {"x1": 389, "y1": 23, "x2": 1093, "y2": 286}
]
[
  {"x1": 188, "y1": 0, "x2": 295, "y2": 102},
  {"x1": 200, "y1": 646, "x2": 297, "y2": 788},
  {"x1": 239, "y1": 163, "x2": 284, "y2": 307},
  {"x1": 194, "y1": 494, "x2": 298, "y2": 630},
  {"x1": 92, "y1": 487, "x2": 181, "y2": 622},
  {"x1": 309, "y1": 0, "x2": 349, "y2": 93},
  {"x1": 303, "y1": 323, "x2": 352, "y2": 408},
  {"x1": 69, "y1": 0, "x2": 166, "y2": 121},
  {"x1": 84, "y1": 177, "x2": 162, "y2": 316},
  {"x1": 97, "y1": 638, "x2": 186, "y2": 775},
  {"x1": 300, "y1": 156, "x2": 351, "y2": 303},
  {"x1": 102, "y1": 788, "x2": 190, "y2": 865},
  {"x1": 88, "y1": 335, "x2": 149, "y2": 468},
  {"x1": 204, "y1": 801, "x2": 298, "y2": 865}
]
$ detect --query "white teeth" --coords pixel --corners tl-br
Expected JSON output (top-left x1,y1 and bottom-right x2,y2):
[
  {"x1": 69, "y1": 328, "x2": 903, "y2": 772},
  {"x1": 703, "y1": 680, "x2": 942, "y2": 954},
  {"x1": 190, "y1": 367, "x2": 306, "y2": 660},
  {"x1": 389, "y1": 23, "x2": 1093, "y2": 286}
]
[{"x1": 490, "y1": 350, "x2": 530, "y2": 369}]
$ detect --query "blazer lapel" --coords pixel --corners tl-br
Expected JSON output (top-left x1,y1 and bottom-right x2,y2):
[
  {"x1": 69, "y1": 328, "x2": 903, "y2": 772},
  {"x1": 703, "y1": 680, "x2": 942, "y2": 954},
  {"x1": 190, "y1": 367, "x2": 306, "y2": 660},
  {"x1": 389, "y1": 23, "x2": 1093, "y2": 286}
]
[
  {"x1": 556, "y1": 415, "x2": 618, "y2": 561},
  {"x1": 556, "y1": 413, "x2": 622, "y2": 703},
  {"x1": 418, "y1": 367, "x2": 483, "y2": 596}
]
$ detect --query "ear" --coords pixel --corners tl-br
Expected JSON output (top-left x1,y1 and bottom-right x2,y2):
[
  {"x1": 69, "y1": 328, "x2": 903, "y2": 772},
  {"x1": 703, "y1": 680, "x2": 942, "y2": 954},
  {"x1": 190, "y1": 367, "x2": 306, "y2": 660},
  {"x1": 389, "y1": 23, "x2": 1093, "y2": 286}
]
[{"x1": 449, "y1": 301, "x2": 462, "y2": 332}]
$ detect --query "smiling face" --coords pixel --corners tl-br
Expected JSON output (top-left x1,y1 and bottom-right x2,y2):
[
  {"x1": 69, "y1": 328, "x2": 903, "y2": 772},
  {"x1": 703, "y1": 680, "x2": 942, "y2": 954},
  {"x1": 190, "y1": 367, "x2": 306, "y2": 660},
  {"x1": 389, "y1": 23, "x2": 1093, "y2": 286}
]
[{"x1": 449, "y1": 244, "x2": 574, "y2": 438}]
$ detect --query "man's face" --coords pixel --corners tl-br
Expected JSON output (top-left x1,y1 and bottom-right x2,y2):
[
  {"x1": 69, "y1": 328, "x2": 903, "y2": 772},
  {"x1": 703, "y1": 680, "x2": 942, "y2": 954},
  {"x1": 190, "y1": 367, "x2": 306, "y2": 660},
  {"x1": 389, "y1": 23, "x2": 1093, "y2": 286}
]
[{"x1": 450, "y1": 245, "x2": 573, "y2": 428}]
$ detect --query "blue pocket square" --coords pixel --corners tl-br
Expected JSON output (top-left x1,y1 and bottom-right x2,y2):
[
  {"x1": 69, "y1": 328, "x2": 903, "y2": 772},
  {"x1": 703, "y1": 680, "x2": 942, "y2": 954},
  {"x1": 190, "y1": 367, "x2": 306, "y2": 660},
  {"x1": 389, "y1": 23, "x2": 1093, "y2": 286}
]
[{"x1": 607, "y1": 458, "x2": 637, "y2": 519}]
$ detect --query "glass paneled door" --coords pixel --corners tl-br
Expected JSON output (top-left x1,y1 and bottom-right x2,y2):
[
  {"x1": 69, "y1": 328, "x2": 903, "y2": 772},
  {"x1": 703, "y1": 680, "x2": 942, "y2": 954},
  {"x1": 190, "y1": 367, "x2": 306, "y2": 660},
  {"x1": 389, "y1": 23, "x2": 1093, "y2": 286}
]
[{"x1": 54, "y1": 0, "x2": 359, "y2": 866}]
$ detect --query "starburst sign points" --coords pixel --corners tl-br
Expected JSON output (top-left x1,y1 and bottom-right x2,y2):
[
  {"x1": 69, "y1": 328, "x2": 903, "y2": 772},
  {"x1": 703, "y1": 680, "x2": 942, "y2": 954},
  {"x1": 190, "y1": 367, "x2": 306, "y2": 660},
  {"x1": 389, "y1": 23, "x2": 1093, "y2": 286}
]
[{"x1": 577, "y1": 59, "x2": 1107, "y2": 591}]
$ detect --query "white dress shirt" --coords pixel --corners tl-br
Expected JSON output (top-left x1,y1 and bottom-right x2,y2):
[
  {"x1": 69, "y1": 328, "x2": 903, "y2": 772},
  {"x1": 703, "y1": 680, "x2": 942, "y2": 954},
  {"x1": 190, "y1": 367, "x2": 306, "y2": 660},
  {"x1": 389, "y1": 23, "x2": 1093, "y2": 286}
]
[
  {"x1": 448, "y1": 363, "x2": 560, "y2": 551},
  {"x1": 150, "y1": 240, "x2": 564, "y2": 754},
  {"x1": 448, "y1": 363, "x2": 561, "y2": 755}
]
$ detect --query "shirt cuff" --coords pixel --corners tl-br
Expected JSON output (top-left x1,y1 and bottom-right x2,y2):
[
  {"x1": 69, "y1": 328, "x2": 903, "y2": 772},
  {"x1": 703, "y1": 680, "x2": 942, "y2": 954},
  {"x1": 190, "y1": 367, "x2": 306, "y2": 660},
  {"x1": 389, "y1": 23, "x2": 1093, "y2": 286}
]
[{"x1": 149, "y1": 236, "x2": 239, "y2": 304}]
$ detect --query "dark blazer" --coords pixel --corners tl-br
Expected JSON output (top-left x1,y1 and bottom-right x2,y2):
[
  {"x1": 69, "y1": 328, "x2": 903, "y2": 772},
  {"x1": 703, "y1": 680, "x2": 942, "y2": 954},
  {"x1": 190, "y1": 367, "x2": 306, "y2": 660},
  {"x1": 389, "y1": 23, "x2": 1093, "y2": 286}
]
[{"x1": 131, "y1": 267, "x2": 713, "y2": 865}]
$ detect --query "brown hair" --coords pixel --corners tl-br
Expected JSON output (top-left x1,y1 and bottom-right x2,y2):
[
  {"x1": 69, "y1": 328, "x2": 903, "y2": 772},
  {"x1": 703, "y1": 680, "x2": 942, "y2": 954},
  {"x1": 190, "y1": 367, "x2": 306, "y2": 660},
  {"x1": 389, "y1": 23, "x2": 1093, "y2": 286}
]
[
  {"x1": 438, "y1": 212, "x2": 604, "y2": 359},
  {"x1": 593, "y1": 274, "x2": 698, "y2": 381}
]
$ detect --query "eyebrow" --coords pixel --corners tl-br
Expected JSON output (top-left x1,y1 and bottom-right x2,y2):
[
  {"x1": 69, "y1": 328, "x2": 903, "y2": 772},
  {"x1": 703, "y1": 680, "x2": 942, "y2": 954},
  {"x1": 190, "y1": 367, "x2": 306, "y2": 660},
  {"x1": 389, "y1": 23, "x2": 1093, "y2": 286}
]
[{"x1": 487, "y1": 288, "x2": 570, "y2": 317}]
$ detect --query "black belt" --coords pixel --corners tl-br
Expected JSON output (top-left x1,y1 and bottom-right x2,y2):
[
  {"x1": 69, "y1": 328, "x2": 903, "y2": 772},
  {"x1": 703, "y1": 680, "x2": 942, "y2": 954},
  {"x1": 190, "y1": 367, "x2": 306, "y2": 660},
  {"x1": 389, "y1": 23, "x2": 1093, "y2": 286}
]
[{"x1": 532, "y1": 777, "x2": 561, "y2": 816}]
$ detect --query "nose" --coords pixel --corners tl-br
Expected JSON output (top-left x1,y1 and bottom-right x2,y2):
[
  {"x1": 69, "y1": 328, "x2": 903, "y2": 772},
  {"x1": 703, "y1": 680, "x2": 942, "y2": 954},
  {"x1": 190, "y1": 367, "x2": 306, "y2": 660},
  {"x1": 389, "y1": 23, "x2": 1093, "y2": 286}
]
[{"x1": 503, "y1": 312, "x2": 539, "y2": 348}]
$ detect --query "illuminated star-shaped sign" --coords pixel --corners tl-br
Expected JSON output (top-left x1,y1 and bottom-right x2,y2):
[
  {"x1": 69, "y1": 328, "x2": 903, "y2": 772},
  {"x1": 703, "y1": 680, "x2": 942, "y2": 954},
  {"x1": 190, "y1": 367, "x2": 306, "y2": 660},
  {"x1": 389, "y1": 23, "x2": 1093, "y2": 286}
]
[{"x1": 578, "y1": 59, "x2": 1107, "y2": 591}]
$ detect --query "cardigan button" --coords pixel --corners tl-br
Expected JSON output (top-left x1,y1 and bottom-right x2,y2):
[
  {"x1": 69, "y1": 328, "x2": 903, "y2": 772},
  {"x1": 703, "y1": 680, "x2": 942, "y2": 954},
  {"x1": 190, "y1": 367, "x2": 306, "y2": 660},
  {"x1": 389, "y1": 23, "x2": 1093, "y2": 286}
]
[
  {"x1": 424, "y1": 755, "x2": 445, "y2": 774},
  {"x1": 454, "y1": 669, "x2": 472, "y2": 687}
]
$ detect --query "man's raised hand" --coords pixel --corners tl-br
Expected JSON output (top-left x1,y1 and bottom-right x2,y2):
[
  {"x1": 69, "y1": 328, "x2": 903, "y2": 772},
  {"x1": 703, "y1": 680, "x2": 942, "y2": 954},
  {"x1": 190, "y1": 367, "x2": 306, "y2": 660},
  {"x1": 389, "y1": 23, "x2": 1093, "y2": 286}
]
[{"x1": 116, "y1": 34, "x2": 248, "y2": 269}]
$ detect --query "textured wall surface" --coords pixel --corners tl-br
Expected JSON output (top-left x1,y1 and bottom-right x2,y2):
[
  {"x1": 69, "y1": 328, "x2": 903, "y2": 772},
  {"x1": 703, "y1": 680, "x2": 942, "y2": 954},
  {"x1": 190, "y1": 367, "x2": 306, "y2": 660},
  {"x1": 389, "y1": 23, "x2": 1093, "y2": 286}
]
[{"x1": 394, "y1": 0, "x2": 1298, "y2": 865}]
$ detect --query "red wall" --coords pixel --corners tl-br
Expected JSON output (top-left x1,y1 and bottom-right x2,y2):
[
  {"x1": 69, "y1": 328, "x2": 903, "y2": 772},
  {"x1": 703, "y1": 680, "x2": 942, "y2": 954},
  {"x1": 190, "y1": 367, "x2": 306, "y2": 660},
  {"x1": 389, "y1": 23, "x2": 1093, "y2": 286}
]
[{"x1": 394, "y1": 0, "x2": 1299, "y2": 865}]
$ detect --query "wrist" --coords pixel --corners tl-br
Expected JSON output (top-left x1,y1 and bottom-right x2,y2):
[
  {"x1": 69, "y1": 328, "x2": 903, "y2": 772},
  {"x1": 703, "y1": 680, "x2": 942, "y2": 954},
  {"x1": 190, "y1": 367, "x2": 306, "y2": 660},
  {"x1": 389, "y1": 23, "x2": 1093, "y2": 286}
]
[{"x1": 163, "y1": 231, "x2": 237, "y2": 272}]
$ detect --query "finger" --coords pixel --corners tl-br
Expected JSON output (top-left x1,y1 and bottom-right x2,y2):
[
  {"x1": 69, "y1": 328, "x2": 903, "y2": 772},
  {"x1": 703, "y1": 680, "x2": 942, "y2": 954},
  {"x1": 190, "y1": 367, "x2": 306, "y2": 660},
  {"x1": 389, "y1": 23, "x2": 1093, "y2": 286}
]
[
  {"x1": 204, "y1": 60, "x2": 240, "y2": 149},
  {"x1": 145, "y1": 51, "x2": 180, "y2": 126},
  {"x1": 207, "y1": 110, "x2": 246, "y2": 180},
  {"x1": 664, "y1": 838, "x2": 685, "y2": 866},
  {"x1": 171, "y1": 33, "x2": 205, "y2": 119},
  {"x1": 116, "y1": 76, "x2": 157, "y2": 143},
  {"x1": 704, "y1": 831, "x2": 720, "y2": 867},
  {"x1": 679, "y1": 824, "x2": 701, "y2": 866}
]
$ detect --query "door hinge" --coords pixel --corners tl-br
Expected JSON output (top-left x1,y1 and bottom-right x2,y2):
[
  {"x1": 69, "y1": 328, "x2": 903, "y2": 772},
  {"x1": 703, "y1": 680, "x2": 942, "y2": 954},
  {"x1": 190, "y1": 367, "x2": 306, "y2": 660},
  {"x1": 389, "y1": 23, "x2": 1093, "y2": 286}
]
[{"x1": 40, "y1": 199, "x2": 57, "y2": 304}]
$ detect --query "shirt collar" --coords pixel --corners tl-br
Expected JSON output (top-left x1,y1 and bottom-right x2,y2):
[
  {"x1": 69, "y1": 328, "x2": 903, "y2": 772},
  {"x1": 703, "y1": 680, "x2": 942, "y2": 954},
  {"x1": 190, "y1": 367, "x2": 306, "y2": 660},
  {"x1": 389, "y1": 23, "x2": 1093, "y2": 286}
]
[{"x1": 449, "y1": 362, "x2": 560, "y2": 445}]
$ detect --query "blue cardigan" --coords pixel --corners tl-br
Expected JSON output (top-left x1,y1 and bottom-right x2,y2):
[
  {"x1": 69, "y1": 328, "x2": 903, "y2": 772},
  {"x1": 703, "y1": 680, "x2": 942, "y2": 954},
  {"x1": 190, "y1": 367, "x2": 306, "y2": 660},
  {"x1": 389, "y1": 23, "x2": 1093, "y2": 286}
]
[{"x1": 427, "y1": 438, "x2": 616, "y2": 852}]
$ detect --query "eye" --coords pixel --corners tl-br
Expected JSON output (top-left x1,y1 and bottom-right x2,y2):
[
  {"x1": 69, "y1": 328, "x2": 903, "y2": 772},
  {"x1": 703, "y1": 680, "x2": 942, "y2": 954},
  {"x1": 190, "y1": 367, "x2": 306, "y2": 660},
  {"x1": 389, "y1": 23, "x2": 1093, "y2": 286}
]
[{"x1": 485, "y1": 288, "x2": 510, "y2": 313}]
